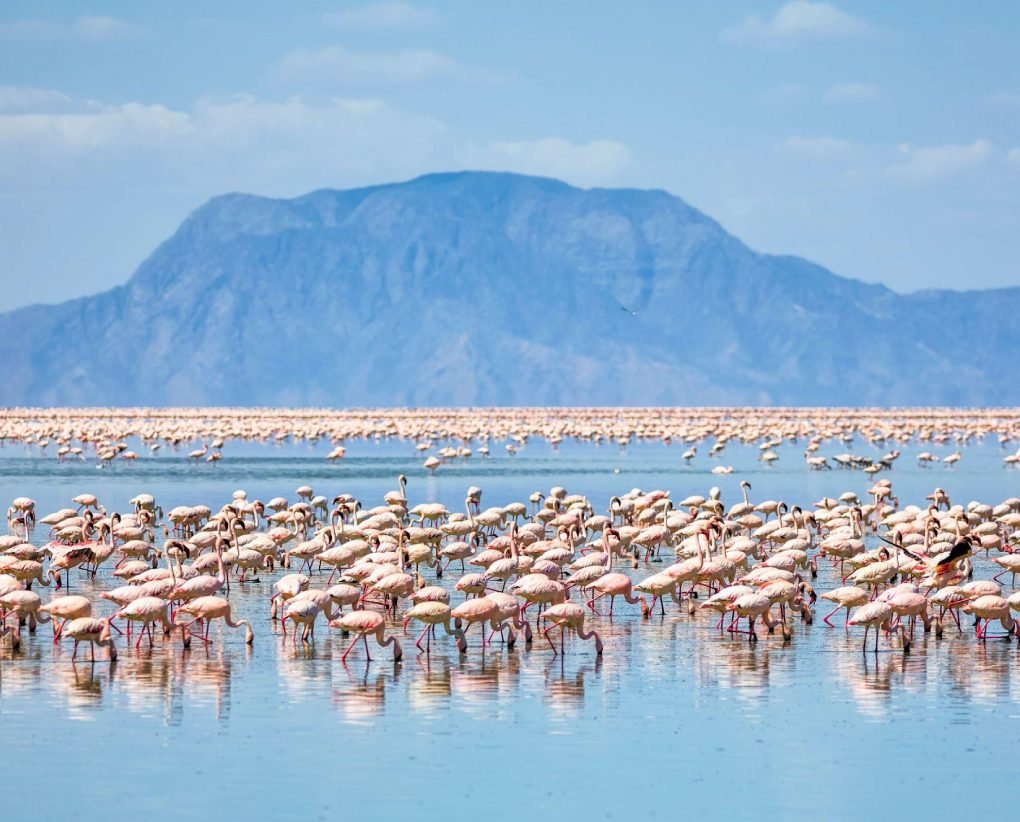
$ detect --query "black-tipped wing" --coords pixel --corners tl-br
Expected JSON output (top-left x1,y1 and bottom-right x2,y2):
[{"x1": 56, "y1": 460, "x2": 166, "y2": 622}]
[{"x1": 935, "y1": 539, "x2": 972, "y2": 568}]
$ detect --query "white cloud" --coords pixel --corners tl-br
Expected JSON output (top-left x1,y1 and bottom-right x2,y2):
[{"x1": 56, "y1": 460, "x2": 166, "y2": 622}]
[
  {"x1": 323, "y1": 2, "x2": 435, "y2": 28},
  {"x1": 725, "y1": 1, "x2": 874, "y2": 43},
  {"x1": 0, "y1": 93, "x2": 450, "y2": 184},
  {"x1": 0, "y1": 92, "x2": 629, "y2": 196},
  {"x1": 461, "y1": 138, "x2": 631, "y2": 186},
  {"x1": 886, "y1": 139, "x2": 997, "y2": 181},
  {"x1": 1008, "y1": 148, "x2": 1020, "y2": 168},
  {"x1": 0, "y1": 101, "x2": 193, "y2": 153},
  {"x1": 0, "y1": 15, "x2": 141, "y2": 41},
  {"x1": 276, "y1": 46, "x2": 461, "y2": 87},
  {"x1": 0, "y1": 95, "x2": 631, "y2": 192},
  {"x1": 780, "y1": 135, "x2": 858, "y2": 159},
  {"x1": 824, "y1": 82, "x2": 879, "y2": 103},
  {"x1": 0, "y1": 86, "x2": 74, "y2": 113}
]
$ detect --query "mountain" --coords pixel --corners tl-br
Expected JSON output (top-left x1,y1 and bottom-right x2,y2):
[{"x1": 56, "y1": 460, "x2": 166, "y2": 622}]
[{"x1": 1, "y1": 170, "x2": 1017, "y2": 406}]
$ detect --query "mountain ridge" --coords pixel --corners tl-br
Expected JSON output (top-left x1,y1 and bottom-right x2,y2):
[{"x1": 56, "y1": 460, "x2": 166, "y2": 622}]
[{"x1": 1, "y1": 170, "x2": 1016, "y2": 406}]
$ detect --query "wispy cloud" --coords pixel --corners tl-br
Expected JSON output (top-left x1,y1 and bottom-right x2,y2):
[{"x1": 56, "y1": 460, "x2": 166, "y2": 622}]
[
  {"x1": 0, "y1": 86, "x2": 74, "y2": 113},
  {"x1": 0, "y1": 90, "x2": 629, "y2": 193},
  {"x1": 0, "y1": 91, "x2": 453, "y2": 198},
  {"x1": 460, "y1": 138, "x2": 631, "y2": 186},
  {"x1": 725, "y1": 1, "x2": 874, "y2": 44},
  {"x1": 0, "y1": 15, "x2": 141, "y2": 41},
  {"x1": 1007, "y1": 148, "x2": 1020, "y2": 168},
  {"x1": 275, "y1": 46, "x2": 462, "y2": 88},
  {"x1": 824, "y1": 82, "x2": 879, "y2": 103},
  {"x1": 0, "y1": 100, "x2": 193, "y2": 152},
  {"x1": 323, "y1": 2, "x2": 435, "y2": 29},
  {"x1": 886, "y1": 140, "x2": 997, "y2": 181},
  {"x1": 780, "y1": 135, "x2": 858, "y2": 159}
]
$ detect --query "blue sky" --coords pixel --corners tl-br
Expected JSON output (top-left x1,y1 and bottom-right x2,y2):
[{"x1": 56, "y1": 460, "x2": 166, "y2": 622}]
[{"x1": 1, "y1": 1, "x2": 1019, "y2": 310}]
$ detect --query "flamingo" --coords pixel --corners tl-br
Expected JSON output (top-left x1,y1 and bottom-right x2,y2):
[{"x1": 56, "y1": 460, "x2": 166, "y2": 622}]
[
  {"x1": 60, "y1": 617, "x2": 117, "y2": 661},
  {"x1": 328, "y1": 610, "x2": 402, "y2": 662},
  {"x1": 819, "y1": 585, "x2": 869, "y2": 630},
  {"x1": 583, "y1": 529, "x2": 643, "y2": 615},
  {"x1": 450, "y1": 597, "x2": 501, "y2": 651},
  {"x1": 726, "y1": 592, "x2": 777, "y2": 642},
  {"x1": 538, "y1": 602, "x2": 603, "y2": 655},
  {"x1": 848, "y1": 601, "x2": 910, "y2": 653},
  {"x1": 176, "y1": 596, "x2": 253, "y2": 646},
  {"x1": 39, "y1": 595, "x2": 92, "y2": 642},
  {"x1": 962, "y1": 595, "x2": 1014, "y2": 640},
  {"x1": 402, "y1": 601, "x2": 464, "y2": 653},
  {"x1": 111, "y1": 596, "x2": 174, "y2": 649}
]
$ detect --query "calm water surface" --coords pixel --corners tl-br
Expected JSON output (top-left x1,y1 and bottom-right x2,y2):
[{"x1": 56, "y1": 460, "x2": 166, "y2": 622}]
[{"x1": 1, "y1": 436, "x2": 1018, "y2": 820}]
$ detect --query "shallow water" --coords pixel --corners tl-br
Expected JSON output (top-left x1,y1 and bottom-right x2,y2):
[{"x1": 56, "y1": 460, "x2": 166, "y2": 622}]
[{"x1": 2, "y1": 435, "x2": 1019, "y2": 820}]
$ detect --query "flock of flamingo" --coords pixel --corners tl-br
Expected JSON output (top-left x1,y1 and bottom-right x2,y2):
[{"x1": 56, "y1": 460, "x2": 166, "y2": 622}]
[
  {"x1": 2, "y1": 406, "x2": 1020, "y2": 472},
  {"x1": 3, "y1": 456, "x2": 1020, "y2": 667}
]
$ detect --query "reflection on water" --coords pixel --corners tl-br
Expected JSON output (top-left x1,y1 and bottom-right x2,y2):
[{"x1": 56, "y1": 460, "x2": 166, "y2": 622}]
[
  {"x1": 4, "y1": 439, "x2": 1020, "y2": 819},
  {"x1": 333, "y1": 664, "x2": 394, "y2": 725}
]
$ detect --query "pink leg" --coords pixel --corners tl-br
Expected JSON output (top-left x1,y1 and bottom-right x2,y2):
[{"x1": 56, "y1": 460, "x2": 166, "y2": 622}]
[
  {"x1": 822, "y1": 604, "x2": 840, "y2": 627},
  {"x1": 341, "y1": 633, "x2": 360, "y2": 662}
]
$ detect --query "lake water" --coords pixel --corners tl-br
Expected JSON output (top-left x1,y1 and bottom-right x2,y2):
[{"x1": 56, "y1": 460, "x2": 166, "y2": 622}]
[{"x1": 1, "y1": 434, "x2": 1018, "y2": 820}]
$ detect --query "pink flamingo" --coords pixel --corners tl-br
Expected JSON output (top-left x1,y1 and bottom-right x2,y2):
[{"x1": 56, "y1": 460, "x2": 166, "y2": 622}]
[
  {"x1": 329, "y1": 610, "x2": 402, "y2": 662},
  {"x1": 538, "y1": 602, "x2": 603, "y2": 655}
]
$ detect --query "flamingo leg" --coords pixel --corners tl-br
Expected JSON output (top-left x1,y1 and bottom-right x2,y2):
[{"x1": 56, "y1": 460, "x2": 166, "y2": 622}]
[
  {"x1": 822, "y1": 604, "x2": 840, "y2": 627},
  {"x1": 341, "y1": 633, "x2": 360, "y2": 662}
]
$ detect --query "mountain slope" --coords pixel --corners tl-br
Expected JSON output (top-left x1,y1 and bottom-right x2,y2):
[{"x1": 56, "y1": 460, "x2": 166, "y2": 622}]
[{"x1": 1, "y1": 170, "x2": 1017, "y2": 406}]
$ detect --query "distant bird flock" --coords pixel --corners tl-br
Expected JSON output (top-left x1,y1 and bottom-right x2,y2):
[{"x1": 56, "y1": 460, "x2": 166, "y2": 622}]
[{"x1": 2, "y1": 406, "x2": 1019, "y2": 472}]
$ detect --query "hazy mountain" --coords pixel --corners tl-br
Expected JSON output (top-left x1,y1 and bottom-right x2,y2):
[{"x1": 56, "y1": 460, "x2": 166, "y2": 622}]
[{"x1": 1, "y1": 171, "x2": 1016, "y2": 406}]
